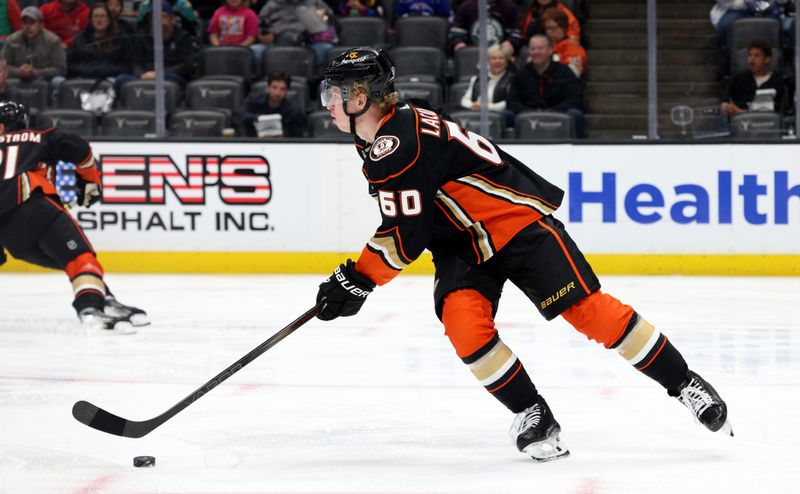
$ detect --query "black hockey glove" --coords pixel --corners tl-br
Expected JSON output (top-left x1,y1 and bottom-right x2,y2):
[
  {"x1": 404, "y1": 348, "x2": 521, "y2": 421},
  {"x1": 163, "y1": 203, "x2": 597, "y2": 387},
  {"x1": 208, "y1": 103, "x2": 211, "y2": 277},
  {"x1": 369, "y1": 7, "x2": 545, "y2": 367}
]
[
  {"x1": 76, "y1": 177, "x2": 102, "y2": 208},
  {"x1": 316, "y1": 259, "x2": 376, "y2": 321}
]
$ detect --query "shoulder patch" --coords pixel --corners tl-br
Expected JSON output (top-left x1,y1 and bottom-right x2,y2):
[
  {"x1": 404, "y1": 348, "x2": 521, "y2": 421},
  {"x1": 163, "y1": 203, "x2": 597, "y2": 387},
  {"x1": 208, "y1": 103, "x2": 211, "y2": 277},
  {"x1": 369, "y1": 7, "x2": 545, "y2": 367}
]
[{"x1": 370, "y1": 135, "x2": 400, "y2": 161}]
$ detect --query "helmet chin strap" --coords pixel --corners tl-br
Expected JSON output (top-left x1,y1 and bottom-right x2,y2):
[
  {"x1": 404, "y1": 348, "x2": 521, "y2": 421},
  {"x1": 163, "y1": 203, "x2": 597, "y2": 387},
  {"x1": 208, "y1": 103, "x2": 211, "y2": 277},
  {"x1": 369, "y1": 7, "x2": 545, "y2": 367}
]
[{"x1": 343, "y1": 98, "x2": 372, "y2": 135}]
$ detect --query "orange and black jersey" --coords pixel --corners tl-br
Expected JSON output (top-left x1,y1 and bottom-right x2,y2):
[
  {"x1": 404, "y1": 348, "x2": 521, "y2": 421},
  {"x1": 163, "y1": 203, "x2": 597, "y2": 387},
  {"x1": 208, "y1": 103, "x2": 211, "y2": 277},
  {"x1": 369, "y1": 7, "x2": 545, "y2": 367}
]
[
  {"x1": 0, "y1": 128, "x2": 98, "y2": 216},
  {"x1": 353, "y1": 103, "x2": 564, "y2": 286}
]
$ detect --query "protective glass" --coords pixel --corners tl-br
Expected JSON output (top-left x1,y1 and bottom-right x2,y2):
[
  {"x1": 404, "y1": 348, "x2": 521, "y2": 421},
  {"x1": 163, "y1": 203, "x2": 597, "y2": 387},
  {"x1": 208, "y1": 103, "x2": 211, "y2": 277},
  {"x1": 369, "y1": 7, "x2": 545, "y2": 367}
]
[{"x1": 320, "y1": 80, "x2": 343, "y2": 107}]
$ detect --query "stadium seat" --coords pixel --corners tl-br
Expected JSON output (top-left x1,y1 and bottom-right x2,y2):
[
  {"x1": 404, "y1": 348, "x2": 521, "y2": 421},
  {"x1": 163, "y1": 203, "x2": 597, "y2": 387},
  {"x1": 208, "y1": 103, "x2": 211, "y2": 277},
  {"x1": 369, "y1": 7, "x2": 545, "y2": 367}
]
[
  {"x1": 730, "y1": 47, "x2": 782, "y2": 74},
  {"x1": 395, "y1": 16, "x2": 448, "y2": 50},
  {"x1": 170, "y1": 110, "x2": 226, "y2": 137},
  {"x1": 7, "y1": 79, "x2": 49, "y2": 112},
  {"x1": 186, "y1": 79, "x2": 244, "y2": 114},
  {"x1": 728, "y1": 18, "x2": 781, "y2": 51},
  {"x1": 395, "y1": 81, "x2": 444, "y2": 109},
  {"x1": 730, "y1": 111, "x2": 783, "y2": 140},
  {"x1": 454, "y1": 46, "x2": 480, "y2": 81},
  {"x1": 37, "y1": 109, "x2": 95, "y2": 136},
  {"x1": 338, "y1": 17, "x2": 387, "y2": 47},
  {"x1": 199, "y1": 46, "x2": 254, "y2": 82},
  {"x1": 119, "y1": 80, "x2": 182, "y2": 114},
  {"x1": 449, "y1": 81, "x2": 471, "y2": 105},
  {"x1": 101, "y1": 110, "x2": 156, "y2": 137},
  {"x1": 262, "y1": 46, "x2": 315, "y2": 80},
  {"x1": 307, "y1": 110, "x2": 351, "y2": 141},
  {"x1": 56, "y1": 79, "x2": 114, "y2": 110},
  {"x1": 249, "y1": 80, "x2": 309, "y2": 117},
  {"x1": 390, "y1": 47, "x2": 444, "y2": 81},
  {"x1": 515, "y1": 111, "x2": 575, "y2": 140},
  {"x1": 450, "y1": 110, "x2": 504, "y2": 140}
]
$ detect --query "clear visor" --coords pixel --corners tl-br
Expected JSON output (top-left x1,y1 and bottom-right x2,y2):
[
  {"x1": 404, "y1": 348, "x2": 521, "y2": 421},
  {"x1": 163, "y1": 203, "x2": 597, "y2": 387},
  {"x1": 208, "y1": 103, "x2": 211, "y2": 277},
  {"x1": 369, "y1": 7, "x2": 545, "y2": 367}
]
[{"x1": 320, "y1": 80, "x2": 343, "y2": 107}]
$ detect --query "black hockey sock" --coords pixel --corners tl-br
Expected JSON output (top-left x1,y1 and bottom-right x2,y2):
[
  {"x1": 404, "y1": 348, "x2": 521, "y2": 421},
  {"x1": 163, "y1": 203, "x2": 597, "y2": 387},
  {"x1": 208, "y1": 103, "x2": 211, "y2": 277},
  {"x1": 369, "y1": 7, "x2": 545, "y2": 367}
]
[
  {"x1": 462, "y1": 334, "x2": 539, "y2": 413},
  {"x1": 611, "y1": 313, "x2": 688, "y2": 391},
  {"x1": 72, "y1": 290, "x2": 105, "y2": 313}
]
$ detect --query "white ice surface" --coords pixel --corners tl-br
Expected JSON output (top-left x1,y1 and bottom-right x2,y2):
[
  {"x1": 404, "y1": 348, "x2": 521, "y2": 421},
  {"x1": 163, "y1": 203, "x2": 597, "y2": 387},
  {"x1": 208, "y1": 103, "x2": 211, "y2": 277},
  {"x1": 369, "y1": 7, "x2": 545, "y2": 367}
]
[{"x1": 0, "y1": 273, "x2": 799, "y2": 494}]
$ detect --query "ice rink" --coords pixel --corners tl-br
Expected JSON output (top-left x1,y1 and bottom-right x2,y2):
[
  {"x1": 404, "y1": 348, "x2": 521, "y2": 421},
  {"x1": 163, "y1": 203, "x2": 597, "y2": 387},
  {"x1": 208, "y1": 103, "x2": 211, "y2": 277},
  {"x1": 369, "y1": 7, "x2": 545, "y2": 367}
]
[{"x1": 1, "y1": 273, "x2": 798, "y2": 494}]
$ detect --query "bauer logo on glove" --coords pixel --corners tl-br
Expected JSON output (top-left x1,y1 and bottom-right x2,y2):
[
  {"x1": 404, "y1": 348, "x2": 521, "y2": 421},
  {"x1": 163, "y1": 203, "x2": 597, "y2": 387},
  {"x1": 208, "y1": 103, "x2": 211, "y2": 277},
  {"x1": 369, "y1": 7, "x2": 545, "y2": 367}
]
[{"x1": 316, "y1": 260, "x2": 376, "y2": 321}]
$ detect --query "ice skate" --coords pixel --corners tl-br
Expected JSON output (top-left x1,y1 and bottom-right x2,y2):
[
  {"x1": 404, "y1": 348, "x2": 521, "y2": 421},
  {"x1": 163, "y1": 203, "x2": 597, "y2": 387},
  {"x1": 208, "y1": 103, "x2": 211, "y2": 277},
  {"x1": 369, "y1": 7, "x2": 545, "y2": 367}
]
[
  {"x1": 104, "y1": 295, "x2": 150, "y2": 327},
  {"x1": 79, "y1": 307, "x2": 136, "y2": 334},
  {"x1": 509, "y1": 395, "x2": 570, "y2": 462},
  {"x1": 670, "y1": 370, "x2": 733, "y2": 436}
]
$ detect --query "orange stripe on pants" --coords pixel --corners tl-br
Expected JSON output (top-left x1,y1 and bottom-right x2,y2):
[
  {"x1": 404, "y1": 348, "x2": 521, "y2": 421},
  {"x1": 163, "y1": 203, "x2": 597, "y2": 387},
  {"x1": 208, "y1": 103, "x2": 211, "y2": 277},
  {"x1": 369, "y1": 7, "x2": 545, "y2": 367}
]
[
  {"x1": 441, "y1": 289, "x2": 497, "y2": 359},
  {"x1": 561, "y1": 290, "x2": 635, "y2": 348}
]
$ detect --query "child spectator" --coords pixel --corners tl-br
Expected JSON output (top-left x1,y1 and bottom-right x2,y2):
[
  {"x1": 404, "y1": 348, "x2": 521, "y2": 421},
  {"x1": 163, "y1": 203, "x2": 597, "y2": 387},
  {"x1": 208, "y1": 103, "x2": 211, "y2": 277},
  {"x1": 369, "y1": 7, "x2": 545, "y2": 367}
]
[
  {"x1": 39, "y1": 0, "x2": 90, "y2": 46},
  {"x1": 238, "y1": 69, "x2": 305, "y2": 137},
  {"x1": 520, "y1": 0, "x2": 579, "y2": 44},
  {"x1": 721, "y1": 39, "x2": 788, "y2": 117},
  {"x1": 541, "y1": 6, "x2": 586, "y2": 77},
  {"x1": 395, "y1": 0, "x2": 450, "y2": 18},
  {"x1": 337, "y1": 0, "x2": 383, "y2": 17},
  {"x1": 208, "y1": 0, "x2": 258, "y2": 47}
]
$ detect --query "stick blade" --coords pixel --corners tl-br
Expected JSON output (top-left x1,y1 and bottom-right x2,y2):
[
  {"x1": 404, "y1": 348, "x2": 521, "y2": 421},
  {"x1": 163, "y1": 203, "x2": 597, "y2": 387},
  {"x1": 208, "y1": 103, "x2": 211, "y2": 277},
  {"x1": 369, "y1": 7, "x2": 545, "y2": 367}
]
[{"x1": 72, "y1": 400, "x2": 148, "y2": 438}]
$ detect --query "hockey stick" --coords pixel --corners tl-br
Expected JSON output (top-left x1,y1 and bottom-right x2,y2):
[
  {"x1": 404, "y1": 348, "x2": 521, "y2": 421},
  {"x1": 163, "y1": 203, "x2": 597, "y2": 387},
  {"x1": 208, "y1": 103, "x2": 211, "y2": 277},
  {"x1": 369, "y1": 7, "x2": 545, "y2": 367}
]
[{"x1": 72, "y1": 303, "x2": 323, "y2": 438}]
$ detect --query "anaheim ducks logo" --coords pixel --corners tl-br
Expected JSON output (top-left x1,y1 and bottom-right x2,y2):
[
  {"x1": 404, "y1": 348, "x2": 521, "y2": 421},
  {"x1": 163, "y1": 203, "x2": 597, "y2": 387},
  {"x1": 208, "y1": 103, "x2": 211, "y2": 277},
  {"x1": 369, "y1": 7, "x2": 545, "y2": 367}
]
[
  {"x1": 370, "y1": 135, "x2": 400, "y2": 161},
  {"x1": 347, "y1": 51, "x2": 360, "y2": 59}
]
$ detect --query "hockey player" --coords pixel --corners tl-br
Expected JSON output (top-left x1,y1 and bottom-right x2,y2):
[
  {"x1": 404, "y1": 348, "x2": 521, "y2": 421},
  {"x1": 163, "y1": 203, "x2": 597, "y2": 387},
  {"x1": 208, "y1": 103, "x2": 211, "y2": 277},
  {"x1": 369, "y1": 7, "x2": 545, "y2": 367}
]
[
  {"x1": 314, "y1": 48, "x2": 733, "y2": 461},
  {"x1": 0, "y1": 101, "x2": 148, "y2": 333}
]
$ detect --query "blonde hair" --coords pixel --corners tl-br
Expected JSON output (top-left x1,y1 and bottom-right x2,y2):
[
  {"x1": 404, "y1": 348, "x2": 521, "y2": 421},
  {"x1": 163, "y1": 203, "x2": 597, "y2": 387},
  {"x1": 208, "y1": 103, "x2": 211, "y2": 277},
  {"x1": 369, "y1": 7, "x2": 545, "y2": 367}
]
[{"x1": 351, "y1": 82, "x2": 399, "y2": 116}]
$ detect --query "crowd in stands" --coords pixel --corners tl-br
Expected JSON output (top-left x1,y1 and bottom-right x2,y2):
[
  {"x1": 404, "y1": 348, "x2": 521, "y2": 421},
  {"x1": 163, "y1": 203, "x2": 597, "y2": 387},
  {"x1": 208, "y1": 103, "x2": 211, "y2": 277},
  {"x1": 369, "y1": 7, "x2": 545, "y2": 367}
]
[
  {"x1": 5, "y1": 0, "x2": 794, "y2": 140},
  {"x1": 0, "y1": 0, "x2": 593, "y2": 138}
]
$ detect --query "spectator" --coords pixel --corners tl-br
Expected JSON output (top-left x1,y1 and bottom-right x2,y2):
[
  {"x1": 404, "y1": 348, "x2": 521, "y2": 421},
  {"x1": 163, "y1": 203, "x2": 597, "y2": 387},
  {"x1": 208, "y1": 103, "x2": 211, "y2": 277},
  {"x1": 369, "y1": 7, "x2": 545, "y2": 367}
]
[
  {"x1": 238, "y1": 69, "x2": 305, "y2": 137},
  {"x1": 105, "y1": 0, "x2": 137, "y2": 35},
  {"x1": 132, "y1": 1, "x2": 194, "y2": 86},
  {"x1": 541, "y1": 7, "x2": 586, "y2": 77},
  {"x1": 1, "y1": 6, "x2": 67, "y2": 83},
  {"x1": 0, "y1": 0, "x2": 22, "y2": 43},
  {"x1": 0, "y1": 58, "x2": 12, "y2": 99},
  {"x1": 395, "y1": 0, "x2": 451, "y2": 19},
  {"x1": 507, "y1": 34, "x2": 585, "y2": 137},
  {"x1": 67, "y1": 3, "x2": 134, "y2": 88},
  {"x1": 721, "y1": 39, "x2": 788, "y2": 117},
  {"x1": 255, "y1": 0, "x2": 337, "y2": 64},
  {"x1": 137, "y1": 0, "x2": 199, "y2": 38},
  {"x1": 520, "y1": 0, "x2": 579, "y2": 44},
  {"x1": 460, "y1": 43, "x2": 514, "y2": 124},
  {"x1": 450, "y1": 0, "x2": 519, "y2": 54},
  {"x1": 208, "y1": 0, "x2": 258, "y2": 47},
  {"x1": 337, "y1": 0, "x2": 383, "y2": 17},
  {"x1": 39, "y1": 0, "x2": 90, "y2": 46}
]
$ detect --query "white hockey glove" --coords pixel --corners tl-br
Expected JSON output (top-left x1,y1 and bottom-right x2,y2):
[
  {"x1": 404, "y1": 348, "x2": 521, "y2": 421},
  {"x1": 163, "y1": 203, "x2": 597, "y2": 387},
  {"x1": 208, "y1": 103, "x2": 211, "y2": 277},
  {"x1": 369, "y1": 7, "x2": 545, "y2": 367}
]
[{"x1": 77, "y1": 179, "x2": 102, "y2": 208}]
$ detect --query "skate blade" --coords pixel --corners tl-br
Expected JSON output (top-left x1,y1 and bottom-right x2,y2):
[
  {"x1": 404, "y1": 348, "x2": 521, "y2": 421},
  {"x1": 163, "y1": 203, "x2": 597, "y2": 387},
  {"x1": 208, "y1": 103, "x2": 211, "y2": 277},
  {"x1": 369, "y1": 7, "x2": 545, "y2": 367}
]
[
  {"x1": 129, "y1": 313, "x2": 151, "y2": 327},
  {"x1": 83, "y1": 320, "x2": 137, "y2": 335},
  {"x1": 718, "y1": 419, "x2": 734, "y2": 437},
  {"x1": 522, "y1": 435, "x2": 570, "y2": 462}
]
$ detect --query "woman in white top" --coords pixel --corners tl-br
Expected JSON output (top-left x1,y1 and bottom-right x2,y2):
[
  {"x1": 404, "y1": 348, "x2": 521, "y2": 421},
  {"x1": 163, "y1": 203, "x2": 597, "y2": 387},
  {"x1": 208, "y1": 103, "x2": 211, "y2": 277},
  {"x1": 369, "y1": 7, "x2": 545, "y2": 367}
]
[{"x1": 460, "y1": 44, "x2": 515, "y2": 112}]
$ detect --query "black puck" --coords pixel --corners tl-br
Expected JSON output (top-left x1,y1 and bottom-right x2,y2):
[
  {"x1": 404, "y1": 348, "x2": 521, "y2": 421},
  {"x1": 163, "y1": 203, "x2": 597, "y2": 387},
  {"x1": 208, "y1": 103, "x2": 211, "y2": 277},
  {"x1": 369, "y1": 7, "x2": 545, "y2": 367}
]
[{"x1": 133, "y1": 456, "x2": 156, "y2": 468}]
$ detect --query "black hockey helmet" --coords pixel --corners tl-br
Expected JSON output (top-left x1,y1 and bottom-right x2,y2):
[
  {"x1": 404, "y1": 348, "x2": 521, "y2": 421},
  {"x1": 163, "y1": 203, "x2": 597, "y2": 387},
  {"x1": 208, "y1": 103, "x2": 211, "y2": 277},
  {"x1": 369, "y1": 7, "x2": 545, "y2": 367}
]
[
  {"x1": 0, "y1": 101, "x2": 29, "y2": 132},
  {"x1": 321, "y1": 47, "x2": 395, "y2": 110}
]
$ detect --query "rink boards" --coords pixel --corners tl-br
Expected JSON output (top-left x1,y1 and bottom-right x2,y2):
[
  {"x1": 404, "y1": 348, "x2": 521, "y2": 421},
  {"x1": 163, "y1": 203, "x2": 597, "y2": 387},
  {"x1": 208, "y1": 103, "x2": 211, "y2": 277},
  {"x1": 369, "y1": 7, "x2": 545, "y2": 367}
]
[{"x1": 3, "y1": 141, "x2": 799, "y2": 275}]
